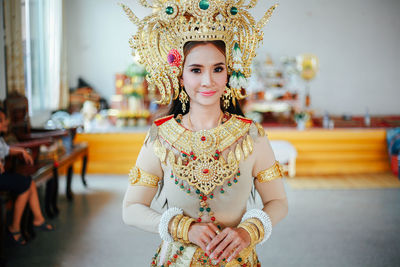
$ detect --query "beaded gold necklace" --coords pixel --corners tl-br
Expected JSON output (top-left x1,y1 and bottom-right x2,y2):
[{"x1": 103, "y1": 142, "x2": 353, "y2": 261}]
[{"x1": 153, "y1": 114, "x2": 253, "y2": 194}]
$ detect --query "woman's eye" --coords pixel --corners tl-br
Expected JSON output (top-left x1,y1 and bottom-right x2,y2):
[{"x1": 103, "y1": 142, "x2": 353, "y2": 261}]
[
  {"x1": 191, "y1": 68, "x2": 201, "y2": 73},
  {"x1": 214, "y1": 67, "x2": 224, "y2": 72}
]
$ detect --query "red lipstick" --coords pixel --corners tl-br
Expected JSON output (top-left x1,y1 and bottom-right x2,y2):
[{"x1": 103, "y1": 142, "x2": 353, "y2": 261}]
[{"x1": 200, "y1": 91, "x2": 216, "y2": 97}]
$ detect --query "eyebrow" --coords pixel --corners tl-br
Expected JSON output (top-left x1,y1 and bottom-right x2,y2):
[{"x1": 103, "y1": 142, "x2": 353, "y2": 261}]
[{"x1": 188, "y1": 62, "x2": 225, "y2": 67}]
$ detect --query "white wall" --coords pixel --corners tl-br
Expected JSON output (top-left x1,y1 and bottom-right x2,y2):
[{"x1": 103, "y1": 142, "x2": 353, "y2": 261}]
[
  {"x1": 0, "y1": 0, "x2": 6, "y2": 101},
  {"x1": 65, "y1": 0, "x2": 142, "y2": 99},
  {"x1": 66, "y1": 0, "x2": 400, "y2": 115}
]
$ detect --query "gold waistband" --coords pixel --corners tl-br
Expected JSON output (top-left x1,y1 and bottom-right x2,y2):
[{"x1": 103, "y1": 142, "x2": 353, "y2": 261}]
[{"x1": 154, "y1": 241, "x2": 260, "y2": 267}]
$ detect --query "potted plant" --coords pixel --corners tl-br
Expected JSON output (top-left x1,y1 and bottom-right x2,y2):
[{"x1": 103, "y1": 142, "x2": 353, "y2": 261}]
[{"x1": 294, "y1": 111, "x2": 309, "y2": 130}]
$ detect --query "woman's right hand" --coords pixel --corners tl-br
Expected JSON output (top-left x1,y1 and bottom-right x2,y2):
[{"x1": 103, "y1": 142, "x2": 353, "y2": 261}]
[{"x1": 187, "y1": 222, "x2": 220, "y2": 252}]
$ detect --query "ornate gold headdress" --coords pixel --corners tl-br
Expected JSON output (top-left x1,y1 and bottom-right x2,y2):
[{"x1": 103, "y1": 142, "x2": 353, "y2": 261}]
[{"x1": 121, "y1": 0, "x2": 278, "y2": 105}]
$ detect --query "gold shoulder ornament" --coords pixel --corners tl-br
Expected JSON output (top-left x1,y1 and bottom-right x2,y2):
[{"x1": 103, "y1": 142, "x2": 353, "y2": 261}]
[
  {"x1": 129, "y1": 166, "x2": 160, "y2": 188},
  {"x1": 121, "y1": 0, "x2": 278, "y2": 105},
  {"x1": 256, "y1": 161, "x2": 284, "y2": 183}
]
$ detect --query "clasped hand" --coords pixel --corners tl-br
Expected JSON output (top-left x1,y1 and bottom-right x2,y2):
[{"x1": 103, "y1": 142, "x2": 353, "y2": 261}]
[{"x1": 187, "y1": 222, "x2": 250, "y2": 264}]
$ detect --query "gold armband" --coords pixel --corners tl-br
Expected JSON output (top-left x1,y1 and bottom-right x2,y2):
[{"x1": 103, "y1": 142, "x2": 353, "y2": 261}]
[
  {"x1": 255, "y1": 161, "x2": 283, "y2": 183},
  {"x1": 128, "y1": 166, "x2": 160, "y2": 187}
]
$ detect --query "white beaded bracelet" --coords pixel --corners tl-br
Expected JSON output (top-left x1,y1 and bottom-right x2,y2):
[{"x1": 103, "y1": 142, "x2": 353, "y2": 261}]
[
  {"x1": 241, "y1": 209, "x2": 272, "y2": 245},
  {"x1": 158, "y1": 207, "x2": 183, "y2": 242}
]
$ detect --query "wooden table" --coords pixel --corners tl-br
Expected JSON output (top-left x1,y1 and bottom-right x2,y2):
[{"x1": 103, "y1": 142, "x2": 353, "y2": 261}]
[{"x1": 56, "y1": 143, "x2": 89, "y2": 201}]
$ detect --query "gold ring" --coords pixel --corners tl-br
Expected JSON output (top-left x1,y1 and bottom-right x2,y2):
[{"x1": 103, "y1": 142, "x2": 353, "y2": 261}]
[{"x1": 215, "y1": 230, "x2": 220, "y2": 235}]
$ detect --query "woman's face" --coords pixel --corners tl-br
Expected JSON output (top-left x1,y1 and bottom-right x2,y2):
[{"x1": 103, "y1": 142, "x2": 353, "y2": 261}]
[
  {"x1": 0, "y1": 112, "x2": 9, "y2": 133},
  {"x1": 181, "y1": 43, "x2": 227, "y2": 109}
]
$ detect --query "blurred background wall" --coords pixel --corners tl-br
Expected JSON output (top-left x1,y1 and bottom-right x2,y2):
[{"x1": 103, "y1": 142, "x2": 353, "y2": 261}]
[{"x1": 63, "y1": 0, "x2": 399, "y2": 115}]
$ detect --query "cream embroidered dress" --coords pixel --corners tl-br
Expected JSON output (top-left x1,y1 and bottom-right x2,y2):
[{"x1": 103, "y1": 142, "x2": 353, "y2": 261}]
[{"x1": 128, "y1": 114, "x2": 282, "y2": 266}]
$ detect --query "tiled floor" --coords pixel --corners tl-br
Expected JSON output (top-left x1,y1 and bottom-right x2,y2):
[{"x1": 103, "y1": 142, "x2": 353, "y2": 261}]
[{"x1": 6, "y1": 175, "x2": 400, "y2": 267}]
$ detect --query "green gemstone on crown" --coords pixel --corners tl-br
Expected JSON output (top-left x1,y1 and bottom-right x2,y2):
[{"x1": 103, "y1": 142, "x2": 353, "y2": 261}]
[
  {"x1": 199, "y1": 0, "x2": 210, "y2": 10},
  {"x1": 165, "y1": 6, "x2": 174, "y2": 15},
  {"x1": 230, "y1": 7, "x2": 238, "y2": 15}
]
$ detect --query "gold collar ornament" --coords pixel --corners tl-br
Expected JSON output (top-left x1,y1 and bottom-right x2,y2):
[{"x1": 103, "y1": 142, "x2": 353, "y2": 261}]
[
  {"x1": 150, "y1": 114, "x2": 261, "y2": 195},
  {"x1": 121, "y1": 0, "x2": 278, "y2": 105}
]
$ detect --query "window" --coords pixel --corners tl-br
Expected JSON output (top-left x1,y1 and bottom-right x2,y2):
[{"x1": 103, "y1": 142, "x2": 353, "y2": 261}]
[{"x1": 23, "y1": 0, "x2": 63, "y2": 114}]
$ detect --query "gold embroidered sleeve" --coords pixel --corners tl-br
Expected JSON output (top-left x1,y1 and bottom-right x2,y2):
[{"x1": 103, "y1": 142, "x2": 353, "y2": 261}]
[
  {"x1": 255, "y1": 161, "x2": 284, "y2": 183},
  {"x1": 128, "y1": 166, "x2": 160, "y2": 188}
]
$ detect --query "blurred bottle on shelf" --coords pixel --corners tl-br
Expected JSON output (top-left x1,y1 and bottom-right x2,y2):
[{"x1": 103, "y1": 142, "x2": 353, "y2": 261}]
[
  {"x1": 323, "y1": 111, "x2": 330, "y2": 129},
  {"x1": 364, "y1": 108, "x2": 371, "y2": 127}
]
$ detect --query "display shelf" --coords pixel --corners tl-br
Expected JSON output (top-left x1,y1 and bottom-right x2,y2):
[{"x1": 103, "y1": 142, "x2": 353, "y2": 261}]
[{"x1": 73, "y1": 128, "x2": 390, "y2": 176}]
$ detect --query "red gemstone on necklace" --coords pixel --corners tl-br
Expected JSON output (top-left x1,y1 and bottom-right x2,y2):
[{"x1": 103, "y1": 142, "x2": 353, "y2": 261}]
[
  {"x1": 201, "y1": 136, "x2": 206, "y2": 141},
  {"x1": 202, "y1": 196, "x2": 207, "y2": 201},
  {"x1": 203, "y1": 169, "x2": 209, "y2": 174},
  {"x1": 197, "y1": 218, "x2": 202, "y2": 222},
  {"x1": 211, "y1": 216, "x2": 216, "y2": 221}
]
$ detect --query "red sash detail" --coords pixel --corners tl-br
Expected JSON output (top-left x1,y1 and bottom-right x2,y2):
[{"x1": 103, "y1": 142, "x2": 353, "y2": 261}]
[
  {"x1": 154, "y1": 115, "x2": 174, "y2": 126},
  {"x1": 236, "y1": 116, "x2": 253, "y2": 124}
]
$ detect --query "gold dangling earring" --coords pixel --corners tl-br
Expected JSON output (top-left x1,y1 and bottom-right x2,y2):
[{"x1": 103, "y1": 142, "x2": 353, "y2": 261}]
[
  {"x1": 179, "y1": 88, "x2": 189, "y2": 113},
  {"x1": 222, "y1": 86, "x2": 232, "y2": 110}
]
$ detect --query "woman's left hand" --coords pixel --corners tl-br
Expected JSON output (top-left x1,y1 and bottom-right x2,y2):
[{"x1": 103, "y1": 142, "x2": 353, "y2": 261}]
[
  {"x1": 22, "y1": 150, "x2": 34, "y2": 165},
  {"x1": 206, "y1": 226, "x2": 250, "y2": 264}
]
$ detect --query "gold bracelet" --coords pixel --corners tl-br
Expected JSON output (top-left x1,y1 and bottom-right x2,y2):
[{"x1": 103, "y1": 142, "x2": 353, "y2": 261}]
[
  {"x1": 176, "y1": 216, "x2": 188, "y2": 240},
  {"x1": 240, "y1": 223, "x2": 257, "y2": 247},
  {"x1": 238, "y1": 222, "x2": 257, "y2": 247},
  {"x1": 247, "y1": 223, "x2": 260, "y2": 244},
  {"x1": 182, "y1": 217, "x2": 195, "y2": 243},
  {"x1": 171, "y1": 214, "x2": 183, "y2": 241},
  {"x1": 247, "y1": 218, "x2": 265, "y2": 243}
]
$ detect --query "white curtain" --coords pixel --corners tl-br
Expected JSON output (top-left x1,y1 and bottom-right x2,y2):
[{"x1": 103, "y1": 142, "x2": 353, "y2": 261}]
[{"x1": 26, "y1": 0, "x2": 65, "y2": 113}]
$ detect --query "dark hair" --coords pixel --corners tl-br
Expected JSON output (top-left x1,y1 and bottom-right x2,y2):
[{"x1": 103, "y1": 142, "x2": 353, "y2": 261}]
[{"x1": 165, "y1": 40, "x2": 244, "y2": 118}]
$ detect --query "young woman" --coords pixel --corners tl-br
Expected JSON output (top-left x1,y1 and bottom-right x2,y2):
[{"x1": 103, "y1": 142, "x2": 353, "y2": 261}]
[
  {"x1": 122, "y1": 1, "x2": 286, "y2": 266},
  {"x1": 0, "y1": 109, "x2": 53, "y2": 245}
]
